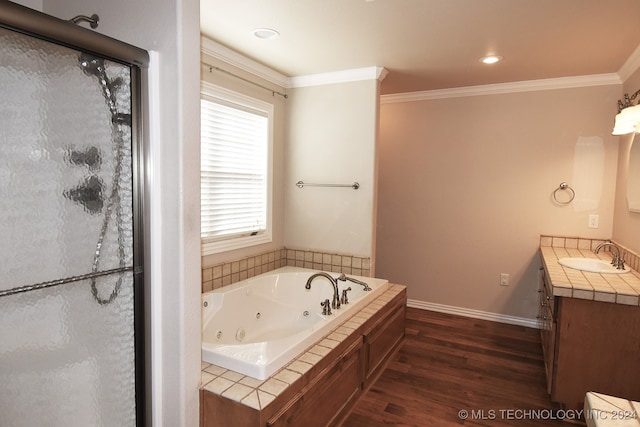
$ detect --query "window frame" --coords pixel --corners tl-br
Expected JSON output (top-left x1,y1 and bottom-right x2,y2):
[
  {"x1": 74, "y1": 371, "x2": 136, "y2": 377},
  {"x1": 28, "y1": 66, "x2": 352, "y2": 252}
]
[{"x1": 200, "y1": 81, "x2": 273, "y2": 256}]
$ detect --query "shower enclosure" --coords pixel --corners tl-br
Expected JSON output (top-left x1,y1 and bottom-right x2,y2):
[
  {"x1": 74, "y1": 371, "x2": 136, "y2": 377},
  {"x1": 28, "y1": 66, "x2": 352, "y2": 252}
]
[{"x1": 0, "y1": 2, "x2": 148, "y2": 426}]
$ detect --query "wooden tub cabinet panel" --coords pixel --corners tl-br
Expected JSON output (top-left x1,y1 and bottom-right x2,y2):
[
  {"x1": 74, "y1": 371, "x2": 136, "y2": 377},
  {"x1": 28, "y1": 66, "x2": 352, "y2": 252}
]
[
  {"x1": 364, "y1": 301, "x2": 406, "y2": 387},
  {"x1": 266, "y1": 338, "x2": 363, "y2": 427}
]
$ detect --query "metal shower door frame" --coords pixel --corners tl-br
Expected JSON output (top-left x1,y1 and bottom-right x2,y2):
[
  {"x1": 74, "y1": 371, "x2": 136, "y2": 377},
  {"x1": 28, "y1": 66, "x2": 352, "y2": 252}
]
[{"x1": 0, "y1": 1, "x2": 150, "y2": 425}]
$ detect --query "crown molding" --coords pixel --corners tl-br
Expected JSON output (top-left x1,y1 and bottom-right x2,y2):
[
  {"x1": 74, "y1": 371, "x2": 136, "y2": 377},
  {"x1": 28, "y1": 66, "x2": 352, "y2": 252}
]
[
  {"x1": 381, "y1": 73, "x2": 622, "y2": 104},
  {"x1": 201, "y1": 34, "x2": 629, "y2": 99},
  {"x1": 618, "y1": 43, "x2": 640, "y2": 84},
  {"x1": 287, "y1": 66, "x2": 389, "y2": 88},
  {"x1": 200, "y1": 36, "x2": 290, "y2": 88},
  {"x1": 201, "y1": 36, "x2": 388, "y2": 91}
]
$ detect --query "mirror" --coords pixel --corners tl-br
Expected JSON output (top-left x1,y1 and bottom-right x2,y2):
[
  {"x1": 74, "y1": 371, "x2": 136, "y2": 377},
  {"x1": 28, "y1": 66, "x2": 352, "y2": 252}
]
[{"x1": 627, "y1": 133, "x2": 640, "y2": 212}]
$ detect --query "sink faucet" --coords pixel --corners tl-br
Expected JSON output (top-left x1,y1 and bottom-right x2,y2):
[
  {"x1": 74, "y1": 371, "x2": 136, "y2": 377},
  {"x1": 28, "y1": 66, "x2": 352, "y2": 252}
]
[
  {"x1": 305, "y1": 272, "x2": 341, "y2": 309},
  {"x1": 594, "y1": 241, "x2": 625, "y2": 270}
]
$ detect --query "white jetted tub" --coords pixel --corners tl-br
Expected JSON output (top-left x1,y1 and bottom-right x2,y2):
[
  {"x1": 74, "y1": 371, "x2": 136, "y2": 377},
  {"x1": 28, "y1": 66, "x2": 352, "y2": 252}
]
[{"x1": 201, "y1": 266, "x2": 389, "y2": 379}]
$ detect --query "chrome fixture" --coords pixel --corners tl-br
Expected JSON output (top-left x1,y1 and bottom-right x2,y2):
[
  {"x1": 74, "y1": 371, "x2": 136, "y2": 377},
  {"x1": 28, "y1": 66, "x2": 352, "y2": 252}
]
[
  {"x1": 320, "y1": 299, "x2": 332, "y2": 316},
  {"x1": 296, "y1": 180, "x2": 360, "y2": 190},
  {"x1": 594, "y1": 241, "x2": 625, "y2": 270},
  {"x1": 69, "y1": 14, "x2": 99, "y2": 29},
  {"x1": 613, "y1": 90, "x2": 640, "y2": 135},
  {"x1": 340, "y1": 287, "x2": 352, "y2": 305},
  {"x1": 552, "y1": 182, "x2": 575, "y2": 205},
  {"x1": 305, "y1": 272, "x2": 341, "y2": 309},
  {"x1": 205, "y1": 64, "x2": 288, "y2": 99},
  {"x1": 337, "y1": 273, "x2": 372, "y2": 291},
  {"x1": 617, "y1": 90, "x2": 640, "y2": 113}
]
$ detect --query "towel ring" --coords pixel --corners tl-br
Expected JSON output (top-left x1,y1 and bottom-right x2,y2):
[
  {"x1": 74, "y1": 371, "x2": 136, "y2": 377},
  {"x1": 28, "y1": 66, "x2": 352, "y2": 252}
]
[{"x1": 553, "y1": 182, "x2": 575, "y2": 204}]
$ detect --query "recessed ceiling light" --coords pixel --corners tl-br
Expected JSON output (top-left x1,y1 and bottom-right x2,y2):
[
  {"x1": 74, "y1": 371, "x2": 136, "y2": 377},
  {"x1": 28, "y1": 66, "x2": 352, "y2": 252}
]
[
  {"x1": 480, "y1": 55, "x2": 503, "y2": 64},
  {"x1": 253, "y1": 28, "x2": 280, "y2": 40}
]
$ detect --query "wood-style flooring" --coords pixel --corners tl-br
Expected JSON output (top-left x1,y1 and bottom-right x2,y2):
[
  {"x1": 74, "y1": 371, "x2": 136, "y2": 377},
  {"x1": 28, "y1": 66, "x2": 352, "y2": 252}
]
[{"x1": 343, "y1": 307, "x2": 575, "y2": 427}]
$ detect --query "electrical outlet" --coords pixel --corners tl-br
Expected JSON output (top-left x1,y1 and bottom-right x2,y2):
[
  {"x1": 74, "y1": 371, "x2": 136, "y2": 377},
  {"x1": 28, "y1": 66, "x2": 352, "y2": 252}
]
[
  {"x1": 588, "y1": 214, "x2": 599, "y2": 229},
  {"x1": 500, "y1": 273, "x2": 509, "y2": 286}
]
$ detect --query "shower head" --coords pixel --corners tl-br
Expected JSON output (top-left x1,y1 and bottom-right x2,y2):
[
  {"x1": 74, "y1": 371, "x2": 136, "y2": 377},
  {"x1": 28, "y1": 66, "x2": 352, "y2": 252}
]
[
  {"x1": 78, "y1": 53, "x2": 118, "y2": 114},
  {"x1": 78, "y1": 53, "x2": 105, "y2": 79}
]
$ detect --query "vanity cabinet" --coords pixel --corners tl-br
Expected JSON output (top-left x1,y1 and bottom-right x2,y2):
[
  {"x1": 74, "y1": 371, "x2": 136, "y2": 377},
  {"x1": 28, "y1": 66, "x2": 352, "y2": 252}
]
[{"x1": 538, "y1": 268, "x2": 640, "y2": 411}]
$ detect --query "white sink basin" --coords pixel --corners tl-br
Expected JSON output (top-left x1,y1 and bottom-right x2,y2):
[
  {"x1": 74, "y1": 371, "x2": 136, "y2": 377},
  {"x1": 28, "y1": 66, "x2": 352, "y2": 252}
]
[{"x1": 557, "y1": 257, "x2": 629, "y2": 274}]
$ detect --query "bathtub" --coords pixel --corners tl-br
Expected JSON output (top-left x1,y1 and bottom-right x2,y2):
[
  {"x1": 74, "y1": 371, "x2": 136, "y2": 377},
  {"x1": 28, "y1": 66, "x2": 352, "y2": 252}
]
[{"x1": 201, "y1": 266, "x2": 389, "y2": 380}]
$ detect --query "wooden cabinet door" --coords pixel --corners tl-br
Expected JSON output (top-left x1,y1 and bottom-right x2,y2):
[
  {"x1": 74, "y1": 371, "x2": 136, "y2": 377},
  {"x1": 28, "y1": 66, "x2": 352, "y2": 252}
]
[
  {"x1": 552, "y1": 297, "x2": 640, "y2": 410},
  {"x1": 267, "y1": 338, "x2": 363, "y2": 427},
  {"x1": 364, "y1": 304, "x2": 406, "y2": 386}
]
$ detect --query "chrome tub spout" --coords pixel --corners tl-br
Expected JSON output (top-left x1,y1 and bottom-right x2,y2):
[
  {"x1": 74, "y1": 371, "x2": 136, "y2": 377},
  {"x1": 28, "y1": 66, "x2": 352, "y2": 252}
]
[{"x1": 305, "y1": 272, "x2": 341, "y2": 309}]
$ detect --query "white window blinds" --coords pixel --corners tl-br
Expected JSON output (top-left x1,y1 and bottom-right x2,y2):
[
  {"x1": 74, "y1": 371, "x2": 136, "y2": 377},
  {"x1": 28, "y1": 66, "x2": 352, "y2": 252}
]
[{"x1": 200, "y1": 86, "x2": 272, "y2": 253}]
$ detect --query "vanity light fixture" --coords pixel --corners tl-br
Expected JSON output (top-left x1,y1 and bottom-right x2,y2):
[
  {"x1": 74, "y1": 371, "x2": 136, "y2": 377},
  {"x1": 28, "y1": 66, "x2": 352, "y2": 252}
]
[
  {"x1": 612, "y1": 89, "x2": 640, "y2": 135},
  {"x1": 252, "y1": 28, "x2": 280, "y2": 40},
  {"x1": 479, "y1": 55, "x2": 503, "y2": 64}
]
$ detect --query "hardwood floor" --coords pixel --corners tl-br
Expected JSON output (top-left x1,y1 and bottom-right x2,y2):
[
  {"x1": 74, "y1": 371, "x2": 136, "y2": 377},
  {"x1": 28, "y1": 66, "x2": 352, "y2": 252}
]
[{"x1": 343, "y1": 307, "x2": 577, "y2": 427}]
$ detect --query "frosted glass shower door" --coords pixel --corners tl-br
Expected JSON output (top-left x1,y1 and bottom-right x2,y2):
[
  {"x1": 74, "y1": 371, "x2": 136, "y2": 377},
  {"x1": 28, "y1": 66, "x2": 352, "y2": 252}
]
[{"x1": 0, "y1": 20, "x2": 145, "y2": 427}]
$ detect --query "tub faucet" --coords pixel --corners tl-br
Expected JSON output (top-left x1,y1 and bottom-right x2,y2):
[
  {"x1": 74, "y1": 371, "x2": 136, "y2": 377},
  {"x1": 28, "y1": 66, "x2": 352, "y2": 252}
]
[
  {"x1": 340, "y1": 287, "x2": 352, "y2": 305},
  {"x1": 305, "y1": 272, "x2": 340, "y2": 309},
  {"x1": 337, "y1": 274, "x2": 372, "y2": 291},
  {"x1": 320, "y1": 299, "x2": 332, "y2": 316},
  {"x1": 594, "y1": 241, "x2": 625, "y2": 270}
]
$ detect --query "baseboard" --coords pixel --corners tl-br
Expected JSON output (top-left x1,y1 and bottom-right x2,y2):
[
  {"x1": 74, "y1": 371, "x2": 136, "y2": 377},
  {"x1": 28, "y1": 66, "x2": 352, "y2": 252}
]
[{"x1": 407, "y1": 299, "x2": 540, "y2": 329}]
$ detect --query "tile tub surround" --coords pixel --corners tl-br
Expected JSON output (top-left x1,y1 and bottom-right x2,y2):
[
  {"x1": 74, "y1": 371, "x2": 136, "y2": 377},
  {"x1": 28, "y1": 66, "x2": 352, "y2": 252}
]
[
  {"x1": 201, "y1": 248, "x2": 287, "y2": 292},
  {"x1": 584, "y1": 392, "x2": 640, "y2": 427},
  {"x1": 199, "y1": 284, "x2": 405, "y2": 413},
  {"x1": 539, "y1": 235, "x2": 640, "y2": 306},
  {"x1": 201, "y1": 247, "x2": 371, "y2": 293}
]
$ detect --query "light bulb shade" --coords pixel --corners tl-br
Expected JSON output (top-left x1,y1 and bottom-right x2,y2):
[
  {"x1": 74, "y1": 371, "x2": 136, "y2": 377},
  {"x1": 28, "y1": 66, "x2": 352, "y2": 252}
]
[{"x1": 612, "y1": 104, "x2": 640, "y2": 135}]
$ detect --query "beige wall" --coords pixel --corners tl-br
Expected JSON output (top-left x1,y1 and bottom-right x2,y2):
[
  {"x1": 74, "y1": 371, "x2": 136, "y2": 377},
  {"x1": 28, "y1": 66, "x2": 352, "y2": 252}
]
[
  {"x1": 376, "y1": 84, "x2": 620, "y2": 319},
  {"x1": 284, "y1": 79, "x2": 380, "y2": 267},
  {"x1": 200, "y1": 50, "x2": 287, "y2": 267},
  {"x1": 613, "y1": 67, "x2": 640, "y2": 253}
]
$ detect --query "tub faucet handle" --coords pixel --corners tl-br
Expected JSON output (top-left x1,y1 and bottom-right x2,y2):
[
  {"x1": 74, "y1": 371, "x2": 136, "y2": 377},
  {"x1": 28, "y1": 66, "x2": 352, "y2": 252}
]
[
  {"x1": 340, "y1": 287, "x2": 352, "y2": 305},
  {"x1": 320, "y1": 299, "x2": 332, "y2": 316},
  {"x1": 337, "y1": 274, "x2": 372, "y2": 291}
]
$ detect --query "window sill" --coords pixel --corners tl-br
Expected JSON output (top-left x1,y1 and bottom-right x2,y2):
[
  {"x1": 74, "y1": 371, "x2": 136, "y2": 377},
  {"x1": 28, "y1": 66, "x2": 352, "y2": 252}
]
[{"x1": 201, "y1": 232, "x2": 272, "y2": 256}]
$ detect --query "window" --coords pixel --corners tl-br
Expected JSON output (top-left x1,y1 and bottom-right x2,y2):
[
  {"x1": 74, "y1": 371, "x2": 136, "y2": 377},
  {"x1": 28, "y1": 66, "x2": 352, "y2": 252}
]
[{"x1": 200, "y1": 82, "x2": 273, "y2": 255}]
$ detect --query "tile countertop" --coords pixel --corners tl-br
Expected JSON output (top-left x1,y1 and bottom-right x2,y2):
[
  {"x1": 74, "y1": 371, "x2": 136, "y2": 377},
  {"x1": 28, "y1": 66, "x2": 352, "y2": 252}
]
[
  {"x1": 539, "y1": 246, "x2": 640, "y2": 306},
  {"x1": 584, "y1": 392, "x2": 640, "y2": 427}
]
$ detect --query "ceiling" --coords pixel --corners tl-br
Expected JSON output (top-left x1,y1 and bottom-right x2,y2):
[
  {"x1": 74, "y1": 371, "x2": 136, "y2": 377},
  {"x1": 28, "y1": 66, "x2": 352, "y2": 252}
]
[{"x1": 200, "y1": 0, "x2": 640, "y2": 95}]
